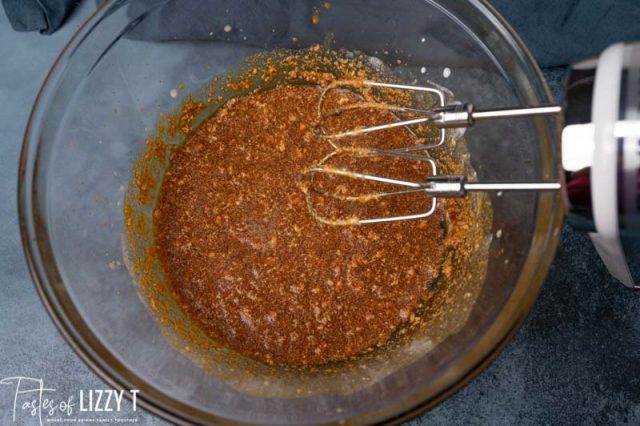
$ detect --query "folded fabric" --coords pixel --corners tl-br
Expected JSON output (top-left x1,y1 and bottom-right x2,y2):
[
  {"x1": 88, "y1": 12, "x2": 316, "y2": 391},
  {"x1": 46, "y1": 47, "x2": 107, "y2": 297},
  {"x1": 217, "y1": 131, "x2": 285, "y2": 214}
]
[
  {"x1": 2, "y1": 0, "x2": 78, "y2": 35},
  {"x1": 3, "y1": 0, "x2": 640, "y2": 67},
  {"x1": 120, "y1": 0, "x2": 640, "y2": 68},
  {"x1": 491, "y1": 0, "x2": 640, "y2": 67}
]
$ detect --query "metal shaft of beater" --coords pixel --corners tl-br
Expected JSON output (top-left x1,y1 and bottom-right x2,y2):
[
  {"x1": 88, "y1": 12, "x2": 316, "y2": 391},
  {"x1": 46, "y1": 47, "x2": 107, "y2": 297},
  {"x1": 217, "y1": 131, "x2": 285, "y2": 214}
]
[
  {"x1": 472, "y1": 106, "x2": 563, "y2": 121},
  {"x1": 314, "y1": 169, "x2": 561, "y2": 197},
  {"x1": 431, "y1": 104, "x2": 562, "y2": 128},
  {"x1": 463, "y1": 182, "x2": 562, "y2": 191},
  {"x1": 425, "y1": 176, "x2": 561, "y2": 197}
]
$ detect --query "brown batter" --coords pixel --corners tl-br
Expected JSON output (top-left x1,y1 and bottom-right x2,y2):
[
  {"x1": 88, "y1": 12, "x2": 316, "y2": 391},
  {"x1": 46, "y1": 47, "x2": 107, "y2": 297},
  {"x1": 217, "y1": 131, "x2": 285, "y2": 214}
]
[{"x1": 154, "y1": 83, "x2": 454, "y2": 367}]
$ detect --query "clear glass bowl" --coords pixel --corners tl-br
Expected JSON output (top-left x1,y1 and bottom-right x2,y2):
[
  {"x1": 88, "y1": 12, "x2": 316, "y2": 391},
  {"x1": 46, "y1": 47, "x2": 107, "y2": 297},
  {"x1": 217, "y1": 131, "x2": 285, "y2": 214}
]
[{"x1": 18, "y1": 0, "x2": 564, "y2": 424}]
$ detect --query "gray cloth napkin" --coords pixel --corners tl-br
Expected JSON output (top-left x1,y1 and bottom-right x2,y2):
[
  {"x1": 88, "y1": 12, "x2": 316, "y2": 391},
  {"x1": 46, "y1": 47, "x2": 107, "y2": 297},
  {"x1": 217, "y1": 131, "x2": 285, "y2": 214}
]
[
  {"x1": 2, "y1": 0, "x2": 78, "y2": 35},
  {"x1": 492, "y1": 0, "x2": 640, "y2": 67},
  {"x1": 3, "y1": 0, "x2": 640, "y2": 68}
]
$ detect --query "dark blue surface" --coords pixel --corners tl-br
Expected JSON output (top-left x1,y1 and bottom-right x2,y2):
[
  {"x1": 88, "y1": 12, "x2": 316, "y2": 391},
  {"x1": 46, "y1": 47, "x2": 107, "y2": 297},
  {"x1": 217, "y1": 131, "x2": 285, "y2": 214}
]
[{"x1": 1, "y1": 2, "x2": 640, "y2": 425}]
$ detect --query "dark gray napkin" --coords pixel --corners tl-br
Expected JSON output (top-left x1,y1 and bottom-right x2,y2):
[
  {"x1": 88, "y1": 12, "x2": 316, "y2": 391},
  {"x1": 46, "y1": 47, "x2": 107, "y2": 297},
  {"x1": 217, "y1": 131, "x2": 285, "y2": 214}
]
[
  {"x1": 492, "y1": 0, "x2": 640, "y2": 67},
  {"x1": 3, "y1": 0, "x2": 640, "y2": 66},
  {"x1": 119, "y1": 0, "x2": 640, "y2": 68},
  {"x1": 2, "y1": 0, "x2": 78, "y2": 35}
]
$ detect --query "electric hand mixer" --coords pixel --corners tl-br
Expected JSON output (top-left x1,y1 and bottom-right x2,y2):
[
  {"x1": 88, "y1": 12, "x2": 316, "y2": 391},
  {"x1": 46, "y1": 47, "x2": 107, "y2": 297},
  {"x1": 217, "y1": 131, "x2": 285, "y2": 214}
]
[{"x1": 304, "y1": 42, "x2": 640, "y2": 288}]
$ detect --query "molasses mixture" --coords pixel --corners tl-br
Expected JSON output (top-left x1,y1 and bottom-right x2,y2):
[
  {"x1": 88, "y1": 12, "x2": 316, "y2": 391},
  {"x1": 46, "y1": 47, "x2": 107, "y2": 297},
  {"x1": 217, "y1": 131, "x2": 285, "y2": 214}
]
[{"x1": 153, "y1": 80, "x2": 471, "y2": 367}]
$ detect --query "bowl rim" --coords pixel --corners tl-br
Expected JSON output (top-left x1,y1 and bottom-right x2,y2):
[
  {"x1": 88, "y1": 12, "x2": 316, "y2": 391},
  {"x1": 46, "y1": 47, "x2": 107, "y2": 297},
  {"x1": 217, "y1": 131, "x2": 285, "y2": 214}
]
[{"x1": 17, "y1": 0, "x2": 565, "y2": 424}]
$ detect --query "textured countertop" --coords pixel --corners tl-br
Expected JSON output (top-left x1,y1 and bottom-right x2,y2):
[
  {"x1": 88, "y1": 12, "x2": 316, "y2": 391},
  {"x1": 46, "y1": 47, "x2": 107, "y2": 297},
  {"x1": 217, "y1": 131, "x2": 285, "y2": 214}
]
[{"x1": 1, "y1": 2, "x2": 640, "y2": 425}]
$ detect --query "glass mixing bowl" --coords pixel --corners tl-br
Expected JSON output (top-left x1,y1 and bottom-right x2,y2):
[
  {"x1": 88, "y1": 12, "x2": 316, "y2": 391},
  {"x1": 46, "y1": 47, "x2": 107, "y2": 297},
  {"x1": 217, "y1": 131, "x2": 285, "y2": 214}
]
[{"x1": 18, "y1": 0, "x2": 564, "y2": 424}]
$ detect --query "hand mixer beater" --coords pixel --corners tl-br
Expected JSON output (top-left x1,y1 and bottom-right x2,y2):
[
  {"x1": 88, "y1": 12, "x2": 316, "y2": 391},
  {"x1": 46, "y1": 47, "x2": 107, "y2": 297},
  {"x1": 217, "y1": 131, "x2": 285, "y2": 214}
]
[{"x1": 303, "y1": 79, "x2": 563, "y2": 225}]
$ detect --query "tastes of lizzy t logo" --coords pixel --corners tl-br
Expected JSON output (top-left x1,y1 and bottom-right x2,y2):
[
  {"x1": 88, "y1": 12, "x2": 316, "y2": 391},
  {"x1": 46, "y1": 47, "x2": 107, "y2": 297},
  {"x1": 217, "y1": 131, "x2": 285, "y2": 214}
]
[{"x1": 0, "y1": 376, "x2": 139, "y2": 425}]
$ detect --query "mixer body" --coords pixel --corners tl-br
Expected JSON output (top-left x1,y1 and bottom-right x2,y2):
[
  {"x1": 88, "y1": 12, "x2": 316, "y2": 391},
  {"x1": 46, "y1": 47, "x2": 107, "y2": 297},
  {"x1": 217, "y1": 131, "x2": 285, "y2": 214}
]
[{"x1": 563, "y1": 42, "x2": 640, "y2": 287}]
